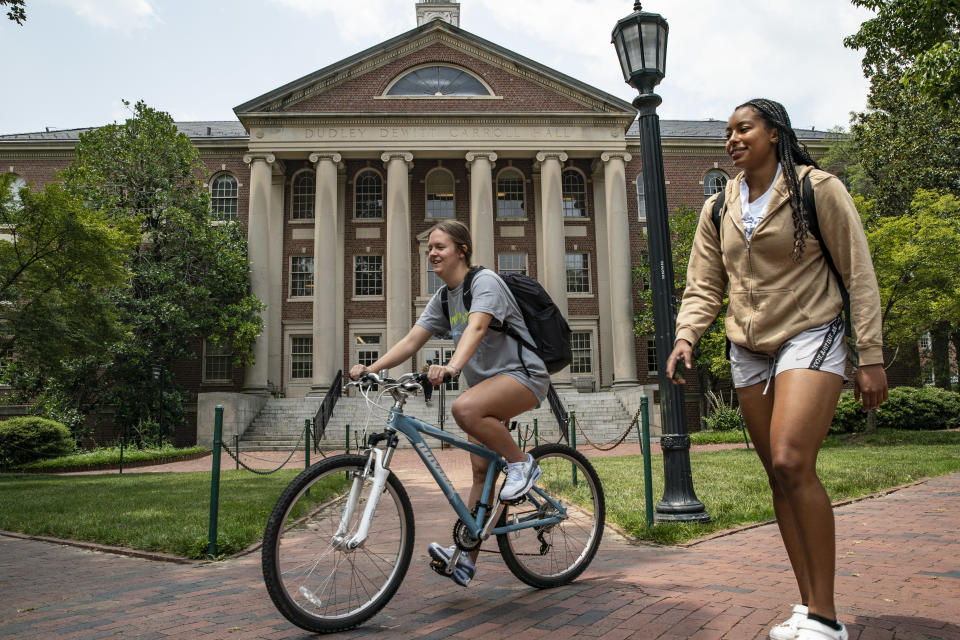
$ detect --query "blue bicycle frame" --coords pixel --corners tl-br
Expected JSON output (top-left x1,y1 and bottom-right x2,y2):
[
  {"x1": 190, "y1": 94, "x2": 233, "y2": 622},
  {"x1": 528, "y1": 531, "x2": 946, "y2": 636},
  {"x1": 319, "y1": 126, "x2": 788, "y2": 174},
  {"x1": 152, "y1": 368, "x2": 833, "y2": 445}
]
[{"x1": 384, "y1": 407, "x2": 566, "y2": 541}]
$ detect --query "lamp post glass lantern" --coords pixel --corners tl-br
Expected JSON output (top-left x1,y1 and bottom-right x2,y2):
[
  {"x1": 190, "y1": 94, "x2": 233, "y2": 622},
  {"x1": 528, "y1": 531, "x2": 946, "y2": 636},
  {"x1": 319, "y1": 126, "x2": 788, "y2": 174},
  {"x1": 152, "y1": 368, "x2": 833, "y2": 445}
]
[{"x1": 612, "y1": 2, "x2": 709, "y2": 523}]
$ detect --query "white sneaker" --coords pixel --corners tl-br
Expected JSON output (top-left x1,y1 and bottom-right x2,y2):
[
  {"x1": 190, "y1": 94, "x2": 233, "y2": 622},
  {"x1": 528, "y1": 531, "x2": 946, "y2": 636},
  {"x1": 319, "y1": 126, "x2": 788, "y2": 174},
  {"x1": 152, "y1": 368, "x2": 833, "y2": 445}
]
[
  {"x1": 796, "y1": 617, "x2": 848, "y2": 640},
  {"x1": 770, "y1": 605, "x2": 808, "y2": 640},
  {"x1": 499, "y1": 454, "x2": 541, "y2": 502}
]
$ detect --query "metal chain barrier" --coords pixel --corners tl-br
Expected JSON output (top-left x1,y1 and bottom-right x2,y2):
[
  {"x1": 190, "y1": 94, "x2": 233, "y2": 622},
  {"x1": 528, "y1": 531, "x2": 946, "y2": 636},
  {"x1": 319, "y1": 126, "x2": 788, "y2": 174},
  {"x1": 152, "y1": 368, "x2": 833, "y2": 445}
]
[
  {"x1": 219, "y1": 422, "x2": 308, "y2": 476},
  {"x1": 516, "y1": 424, "x2": 535, "y2": 447},
  {"x1": 573, "y1": 406, "x2": 644, "y2": 452}
]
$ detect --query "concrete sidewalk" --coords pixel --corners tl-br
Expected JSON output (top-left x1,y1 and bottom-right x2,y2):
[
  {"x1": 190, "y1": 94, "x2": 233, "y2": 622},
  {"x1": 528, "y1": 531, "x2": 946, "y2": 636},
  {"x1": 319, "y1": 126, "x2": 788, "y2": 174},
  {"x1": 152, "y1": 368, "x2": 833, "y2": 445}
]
[{"x1": 2, "y1": 447, "x2": 959, "y2": 639}]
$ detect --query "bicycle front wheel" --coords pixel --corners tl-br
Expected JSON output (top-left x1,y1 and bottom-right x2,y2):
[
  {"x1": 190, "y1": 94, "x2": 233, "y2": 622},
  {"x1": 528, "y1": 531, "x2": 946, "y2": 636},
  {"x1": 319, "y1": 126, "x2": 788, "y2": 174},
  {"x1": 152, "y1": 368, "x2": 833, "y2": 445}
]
[
  {"x1": 262, "y1": 453, "x2": 414, "y2": 634},
  {"x1": 496, "y1": 443, "x2": 605, "y2": 588}
]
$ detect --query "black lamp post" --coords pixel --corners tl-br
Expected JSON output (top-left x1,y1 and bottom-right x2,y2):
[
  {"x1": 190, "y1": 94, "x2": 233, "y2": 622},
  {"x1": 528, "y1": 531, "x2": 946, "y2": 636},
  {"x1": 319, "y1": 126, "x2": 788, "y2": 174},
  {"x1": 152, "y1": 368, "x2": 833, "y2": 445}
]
[
  {"x1": 151, "y1": 363, "x2": 164, "y2": 444},
  {"x1": 612, "y1": 2, "x2": 709, "y2": 523}
]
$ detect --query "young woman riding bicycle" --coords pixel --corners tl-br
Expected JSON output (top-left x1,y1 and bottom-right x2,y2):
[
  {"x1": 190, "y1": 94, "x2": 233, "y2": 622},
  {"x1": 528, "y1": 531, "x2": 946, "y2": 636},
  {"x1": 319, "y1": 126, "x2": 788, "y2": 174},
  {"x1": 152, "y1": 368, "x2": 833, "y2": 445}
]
[{"x1": 349, "y1": 219, "x2": 548, "y2": 587}]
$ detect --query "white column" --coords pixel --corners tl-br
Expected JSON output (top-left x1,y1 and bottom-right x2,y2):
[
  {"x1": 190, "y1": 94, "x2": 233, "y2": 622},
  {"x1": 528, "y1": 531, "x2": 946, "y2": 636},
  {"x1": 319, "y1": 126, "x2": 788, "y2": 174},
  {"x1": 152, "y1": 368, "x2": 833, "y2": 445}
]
[
  {"x1": 242, "y1": 152, "x2": 275, "y2": 395},
  {"x1": 382, "y1": 152, "x2": 414, "y2": 375},
  {"x1": 268, "y1": 168, "x2": 285, "y2": 392},
  {"x1": 591, "y1": 160, "x2": 614, "y2": 389},
  {"x1": 308, "y1": 152, "x2": 342, "y2": 394},
  {"x1": 536, "y1": 151, "x2": 570, "y2": 384},
  {"x1": 466, "y1": 151, "x2": 497, "y2": 269},
  {"x1": 602, "y1": 151, "x2": 639, "y2": 387}
]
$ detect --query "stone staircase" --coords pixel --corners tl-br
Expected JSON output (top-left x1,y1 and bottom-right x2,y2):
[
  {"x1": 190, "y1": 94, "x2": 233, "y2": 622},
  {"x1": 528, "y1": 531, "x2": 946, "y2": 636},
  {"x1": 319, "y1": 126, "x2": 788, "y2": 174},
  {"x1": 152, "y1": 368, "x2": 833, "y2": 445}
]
[{"x1": 238, "y1": 389, "x2": 653, "y2": 452}]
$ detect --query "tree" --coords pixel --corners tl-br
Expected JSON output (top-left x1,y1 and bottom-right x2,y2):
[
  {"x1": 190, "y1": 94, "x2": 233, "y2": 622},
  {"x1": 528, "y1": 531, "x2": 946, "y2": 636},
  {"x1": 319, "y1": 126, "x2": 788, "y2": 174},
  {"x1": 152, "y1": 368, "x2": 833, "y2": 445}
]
[
  {"x1": 0, "y1": 174, "x2": 137, "y2": 439},
  {"x1": 845, "y1": 0, "x2": 960, "y2": 108},
  {"x1": 2, "y1": 0, "x2": 25, "y2": 25},
  {"x1": 60, "y1": 100, "x2": 263, "y2": 443},
  {"x1": 634, "y1": 204, "x2": 729, "y2": 425},
  {"x1": 860, "y1": 190, "x2": 960, "y2": 388}
]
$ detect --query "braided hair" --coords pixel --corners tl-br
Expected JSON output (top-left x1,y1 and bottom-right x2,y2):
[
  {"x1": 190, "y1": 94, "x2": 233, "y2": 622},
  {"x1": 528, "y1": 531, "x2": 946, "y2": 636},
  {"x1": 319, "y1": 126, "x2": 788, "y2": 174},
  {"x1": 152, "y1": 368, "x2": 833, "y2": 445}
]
[{"x1": 736, "y1": 99, "x2": 820, "y2": 261}]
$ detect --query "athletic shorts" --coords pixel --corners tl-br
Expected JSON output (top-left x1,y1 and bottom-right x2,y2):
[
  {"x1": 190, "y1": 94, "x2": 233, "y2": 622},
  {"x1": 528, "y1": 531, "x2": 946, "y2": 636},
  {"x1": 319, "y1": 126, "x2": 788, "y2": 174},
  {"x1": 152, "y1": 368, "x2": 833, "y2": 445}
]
[{"x1": 729, "y1": 315, "x2": 847, "y2": 392}]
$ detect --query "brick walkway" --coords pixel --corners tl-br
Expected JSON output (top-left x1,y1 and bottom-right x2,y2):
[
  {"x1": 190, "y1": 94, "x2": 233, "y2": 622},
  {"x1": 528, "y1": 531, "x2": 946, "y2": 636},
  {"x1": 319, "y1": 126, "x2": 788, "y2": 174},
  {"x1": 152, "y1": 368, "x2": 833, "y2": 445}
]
[{"x1": 2, "y1": 446, "x2": 959, "y2": 639}]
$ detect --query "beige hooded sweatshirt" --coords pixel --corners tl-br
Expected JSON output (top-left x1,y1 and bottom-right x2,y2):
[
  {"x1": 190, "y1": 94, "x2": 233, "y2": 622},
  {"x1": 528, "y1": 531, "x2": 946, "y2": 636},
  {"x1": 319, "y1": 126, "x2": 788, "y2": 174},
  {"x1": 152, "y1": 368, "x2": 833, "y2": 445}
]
[{"x1": 674, "y1": 165, "x2": 884, "y2": 366}]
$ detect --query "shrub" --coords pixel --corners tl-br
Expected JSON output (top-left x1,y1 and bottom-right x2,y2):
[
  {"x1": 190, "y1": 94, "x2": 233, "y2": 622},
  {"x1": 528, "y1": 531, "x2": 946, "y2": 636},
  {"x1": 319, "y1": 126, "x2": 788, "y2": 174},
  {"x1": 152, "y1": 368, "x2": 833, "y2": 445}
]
[
  {"x1": 877, "y1": 386, "x2": 960, "y2": 431},
  {"x1": 831, "y1": 386, "x2": 960, "y2": 433},
  {"x1": 830, "y1": 391, "x2": 867, "y2": 434},
  {"x1": 704, "y1": 389, "x2": 742, "y2": 431},
  {"x1": 0, "y1": 417, "x2": 75, "y2": 468}
]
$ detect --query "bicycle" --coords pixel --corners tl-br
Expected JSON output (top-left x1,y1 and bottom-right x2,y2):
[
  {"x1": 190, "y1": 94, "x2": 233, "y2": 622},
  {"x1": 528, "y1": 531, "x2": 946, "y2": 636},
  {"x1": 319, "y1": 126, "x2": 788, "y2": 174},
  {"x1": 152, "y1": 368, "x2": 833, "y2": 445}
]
[{"x1": 261, "y1": 371, "x2": 606, "y2": 634}]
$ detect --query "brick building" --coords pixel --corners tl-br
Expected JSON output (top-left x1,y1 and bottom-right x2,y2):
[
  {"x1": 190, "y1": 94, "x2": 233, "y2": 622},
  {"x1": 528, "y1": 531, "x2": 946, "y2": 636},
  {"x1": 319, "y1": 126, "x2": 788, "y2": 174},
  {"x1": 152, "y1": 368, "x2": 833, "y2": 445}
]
[{"x1": 0, "y1": 2, "x2": 839, "y2": 441}]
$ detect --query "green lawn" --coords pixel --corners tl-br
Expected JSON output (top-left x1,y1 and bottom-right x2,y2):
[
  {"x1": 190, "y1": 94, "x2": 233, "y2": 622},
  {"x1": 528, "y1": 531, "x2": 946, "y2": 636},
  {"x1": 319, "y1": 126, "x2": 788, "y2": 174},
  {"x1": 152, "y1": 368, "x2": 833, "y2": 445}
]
[
  {"x1": 0, "y1": 430, "x2": 957, "y2": 556},
  {"x1": 601, "y1": 429, "x2": 960, "y2": 544},
  {"x1": 13, "y1": 445, "x2": 208, "y2": 471}
]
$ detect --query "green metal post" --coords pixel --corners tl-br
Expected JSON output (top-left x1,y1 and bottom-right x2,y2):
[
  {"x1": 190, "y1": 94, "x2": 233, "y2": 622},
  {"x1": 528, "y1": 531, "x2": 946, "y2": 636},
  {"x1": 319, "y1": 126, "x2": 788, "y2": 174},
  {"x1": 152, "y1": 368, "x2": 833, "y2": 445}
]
[
  {"x1": 517, "y1": 424, "x2": 522, "y2": 450},
  {"x1": 641, "y1": 397, "x2": 654, "y2": 527},
  {"x1": 570, "y1": 411, "x2": 578, "y2": 486},
  {"x1": 234, "y1": 434, "x2": 239, "y2": 470},
  {"x1": 119, "y1": 433, "x2": 124, "y2": 475},
  {"x1": 305, "y1": 419, "x2": 311, "y2": 470},
  {"x1": 345, "y1": 426, "x2": 350, "y2": 454},
  {"x1": 533, "y1": 418, "x2": 539, "y2": 447},
  {"x1": 208, "y1": 405, "x2": 224, "y2": 558}
]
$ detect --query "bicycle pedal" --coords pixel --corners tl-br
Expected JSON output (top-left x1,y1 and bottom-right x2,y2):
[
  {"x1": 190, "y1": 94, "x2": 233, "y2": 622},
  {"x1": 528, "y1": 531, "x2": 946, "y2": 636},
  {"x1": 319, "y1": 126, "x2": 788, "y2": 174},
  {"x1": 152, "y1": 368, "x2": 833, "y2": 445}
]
[
  {"x1": 500, "y1": 494, "x2": 528, "y2": 506},
  {"x1": 429, "y1": 559, "x2": 452, "y2": 576}
]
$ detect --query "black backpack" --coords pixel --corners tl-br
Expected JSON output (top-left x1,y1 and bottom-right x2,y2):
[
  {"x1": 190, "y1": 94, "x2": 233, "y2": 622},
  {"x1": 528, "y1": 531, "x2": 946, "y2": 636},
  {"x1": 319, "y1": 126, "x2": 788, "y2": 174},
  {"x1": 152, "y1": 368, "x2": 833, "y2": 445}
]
[
  {"x1": 711, "y1": 174, "x2": 852, "y2": 336},
  {"x1": 440, "y1": 267, "x2": 572, "y2": 374}
]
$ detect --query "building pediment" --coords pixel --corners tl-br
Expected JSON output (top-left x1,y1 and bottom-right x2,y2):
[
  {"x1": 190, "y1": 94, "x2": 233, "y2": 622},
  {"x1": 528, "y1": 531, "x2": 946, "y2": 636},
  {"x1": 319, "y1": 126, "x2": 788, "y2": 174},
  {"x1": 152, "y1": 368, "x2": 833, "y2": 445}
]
[{"x1": 234, "y1": 20, "x2": 636, "y2": 123}]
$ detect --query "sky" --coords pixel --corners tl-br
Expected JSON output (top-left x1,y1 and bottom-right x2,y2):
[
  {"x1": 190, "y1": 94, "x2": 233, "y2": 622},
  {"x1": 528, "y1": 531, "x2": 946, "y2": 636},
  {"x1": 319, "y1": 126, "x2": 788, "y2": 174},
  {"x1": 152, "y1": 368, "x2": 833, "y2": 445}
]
[{"x1": 2, "y1": 0, "x2": 875, "y2": 135}]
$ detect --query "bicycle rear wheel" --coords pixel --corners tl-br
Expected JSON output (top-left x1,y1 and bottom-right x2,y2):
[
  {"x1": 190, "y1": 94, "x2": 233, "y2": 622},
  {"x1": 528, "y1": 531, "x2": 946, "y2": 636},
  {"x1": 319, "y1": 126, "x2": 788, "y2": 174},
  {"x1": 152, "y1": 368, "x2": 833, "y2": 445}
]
[
  {"x1": 262, "y1": 453, "x2": 414, "y2": 634},
  {"x1": 496, "y1": 443, "x2": 604, "y2": 588}
]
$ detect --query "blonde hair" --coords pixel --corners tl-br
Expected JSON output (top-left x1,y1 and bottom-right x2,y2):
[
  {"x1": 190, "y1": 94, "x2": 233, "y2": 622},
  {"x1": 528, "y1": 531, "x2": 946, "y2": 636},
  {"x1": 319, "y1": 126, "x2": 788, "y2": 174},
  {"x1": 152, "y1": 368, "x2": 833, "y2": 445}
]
[{"x1": 428, "y1": 220, "x2": 474, "y2": 266}]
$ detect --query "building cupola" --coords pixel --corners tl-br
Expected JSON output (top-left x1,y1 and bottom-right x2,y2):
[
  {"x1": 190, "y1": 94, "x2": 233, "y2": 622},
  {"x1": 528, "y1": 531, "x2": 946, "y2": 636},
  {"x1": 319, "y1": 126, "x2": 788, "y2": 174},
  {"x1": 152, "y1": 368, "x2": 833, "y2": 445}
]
[{"x1": 416, "y1": 0, "x2": 460, "y2": 27}]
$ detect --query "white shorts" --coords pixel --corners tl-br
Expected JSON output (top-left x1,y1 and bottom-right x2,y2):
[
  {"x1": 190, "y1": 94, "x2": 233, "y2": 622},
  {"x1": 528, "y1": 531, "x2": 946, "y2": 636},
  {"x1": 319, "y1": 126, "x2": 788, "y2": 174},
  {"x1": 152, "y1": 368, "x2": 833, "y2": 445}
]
[{"x1": 729, "y1": 315, "x2": 847, "y2": 391}]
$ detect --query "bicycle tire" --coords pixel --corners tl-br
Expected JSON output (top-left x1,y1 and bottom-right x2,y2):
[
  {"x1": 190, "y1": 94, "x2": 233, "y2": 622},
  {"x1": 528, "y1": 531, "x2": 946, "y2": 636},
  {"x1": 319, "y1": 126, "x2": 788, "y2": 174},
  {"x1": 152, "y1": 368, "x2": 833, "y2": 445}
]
[
  {"x1": 262, "y1": 453, "x2": 415, "y2": 633},
  {"x1": 496, "y1": 443, "x2": 605, "y2": 588}
]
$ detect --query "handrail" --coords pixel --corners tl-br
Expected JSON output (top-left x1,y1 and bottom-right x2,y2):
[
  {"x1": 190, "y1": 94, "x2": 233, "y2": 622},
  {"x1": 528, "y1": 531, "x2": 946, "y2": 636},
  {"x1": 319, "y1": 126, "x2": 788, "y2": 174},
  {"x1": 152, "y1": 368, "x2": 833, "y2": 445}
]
[
  {"x1": 546, "y1": 383, "x2": 569, "y2": 443},
  {"x1": 313, "y1": 369, "x2": 343, "y2": 451}
]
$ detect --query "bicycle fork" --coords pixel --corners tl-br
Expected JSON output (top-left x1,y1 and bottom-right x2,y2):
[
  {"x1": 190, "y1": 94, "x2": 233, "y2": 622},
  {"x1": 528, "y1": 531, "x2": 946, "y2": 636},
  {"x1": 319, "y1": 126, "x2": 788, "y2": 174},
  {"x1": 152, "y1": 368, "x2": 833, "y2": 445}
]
[{"x1": 332, "y1": 448, "x2": 390, "y2": 550}]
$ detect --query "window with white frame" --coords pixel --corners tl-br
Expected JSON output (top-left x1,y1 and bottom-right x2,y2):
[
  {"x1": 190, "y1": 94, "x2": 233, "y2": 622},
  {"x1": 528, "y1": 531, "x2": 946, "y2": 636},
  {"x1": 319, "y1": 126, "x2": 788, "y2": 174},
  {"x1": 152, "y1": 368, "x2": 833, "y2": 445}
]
[
  {"x1": 920, "y1": 332, "x2": 932, "y2": 351},
  {"x1": 425, "y1": 255, "x2": 444, "y2": 295},
  {"x1": 292, "y1": 171, "x2": 315, "y2": 219},
  {"x1": 211, "y1": 173, "x2": 238, "y2": 220},
  {"x1": 497, "y1": 169, "x2": 525, "y2": 218},
  {"x1": 703, "y1": 170, "x2": 728, "y2": 198},
  {"x1": 356, "y1": 335, "x2": 380, "y2": 368},
  {"x1": 6, "y1": 174, "x2": 26, "y2": 208},
  {"x1": 290, "y1": 256, "x2": 314, "y2": 297},
  {"x1": 291, "y1": 337, "x2": 312, "y2": 379},
  {"x1": 571, "y1": 331, "x2": 592, "y2": 374},
  {"x1": 565, "y1": 252, "x2": 590, "y2": 293},
  {"x1": 426, "y1": 170, "x2": 455, "y2": 218},
  {"x1": 646, "y1": 337, "x2": 657, "y2": 372},
  {"x1": 562, "y1": 169, "x2": 587, "y2": 217},
  {"x1": 203, "y1": 339, "x2": 232, "y2": 383},
  {"x1": 498, "y1": 252, "x2": 527, "y2": 276},
  {"x1": 355, "y1": 170, "x2": 383, "y2": 219},
  {"x1": 636, "y1": 173, "x2": 646, "y2": 221},
  {"x1": 354, "y1": 255, "x2": 383, "y2": 296}
]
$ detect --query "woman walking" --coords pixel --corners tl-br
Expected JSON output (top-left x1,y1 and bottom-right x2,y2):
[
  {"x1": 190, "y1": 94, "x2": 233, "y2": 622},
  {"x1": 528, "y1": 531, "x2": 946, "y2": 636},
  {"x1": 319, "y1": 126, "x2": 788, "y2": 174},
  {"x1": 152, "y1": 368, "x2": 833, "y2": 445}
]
[
  {"x1": 666, "y1": 99, "x2": 888, "y2": 640},
  {"x1": 349, "y1": 219, "x2": 548, "y2": 588}
]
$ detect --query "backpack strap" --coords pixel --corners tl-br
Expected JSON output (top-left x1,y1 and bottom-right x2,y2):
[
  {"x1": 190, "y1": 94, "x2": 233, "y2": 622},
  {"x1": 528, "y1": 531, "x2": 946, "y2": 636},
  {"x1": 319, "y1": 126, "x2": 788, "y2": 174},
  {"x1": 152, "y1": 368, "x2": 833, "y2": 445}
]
[
  {"x1": 802, "y1": 174, "x2": 852, "y2": 337},
  {"x1": 711, "y1": 189, "x2": 726, "y2": 239},
  {"x1": 441, "y1": 266, "x2": 482, "y2": 322}
]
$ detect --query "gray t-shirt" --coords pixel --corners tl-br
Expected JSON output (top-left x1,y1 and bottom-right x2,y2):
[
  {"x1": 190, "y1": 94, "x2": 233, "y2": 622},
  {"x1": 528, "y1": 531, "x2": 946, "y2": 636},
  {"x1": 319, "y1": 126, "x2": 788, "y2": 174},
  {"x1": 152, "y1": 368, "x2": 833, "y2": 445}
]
[{"x1": 416, "y1": 269, "x2": 550, "y2": 401}]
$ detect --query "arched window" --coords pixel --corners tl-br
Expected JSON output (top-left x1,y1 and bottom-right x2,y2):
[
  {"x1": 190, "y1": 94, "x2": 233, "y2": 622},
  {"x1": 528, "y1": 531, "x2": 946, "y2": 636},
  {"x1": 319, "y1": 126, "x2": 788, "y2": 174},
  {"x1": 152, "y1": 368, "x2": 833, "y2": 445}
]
[
  {"x1": 562, "y1": 169, "x2": 587, "y2": 217},
  {"x1": 426, "y1": 169, "x2": 455, "y2": 219},
  {"x1": 292, "y1": 171, "x2": 315, "y2": 220},
  {"x1": 704, "y1": 170, "x2": 728, "y2": 197},
  {"x1": 636, "y1": 172, "x2": 646, "y2": 221},
  {"x1": 497, "y1": 169, "x2": 525, "y2": 218},
  {"x1": 355, "y1": 170, "x2": 383, "y2": 219},
  {"x1": 386, "y1": 65, "x2": 490, "y2": 96},
  {"x1": 211, "y1": 173, "x2": 238, "y2": 220}
]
